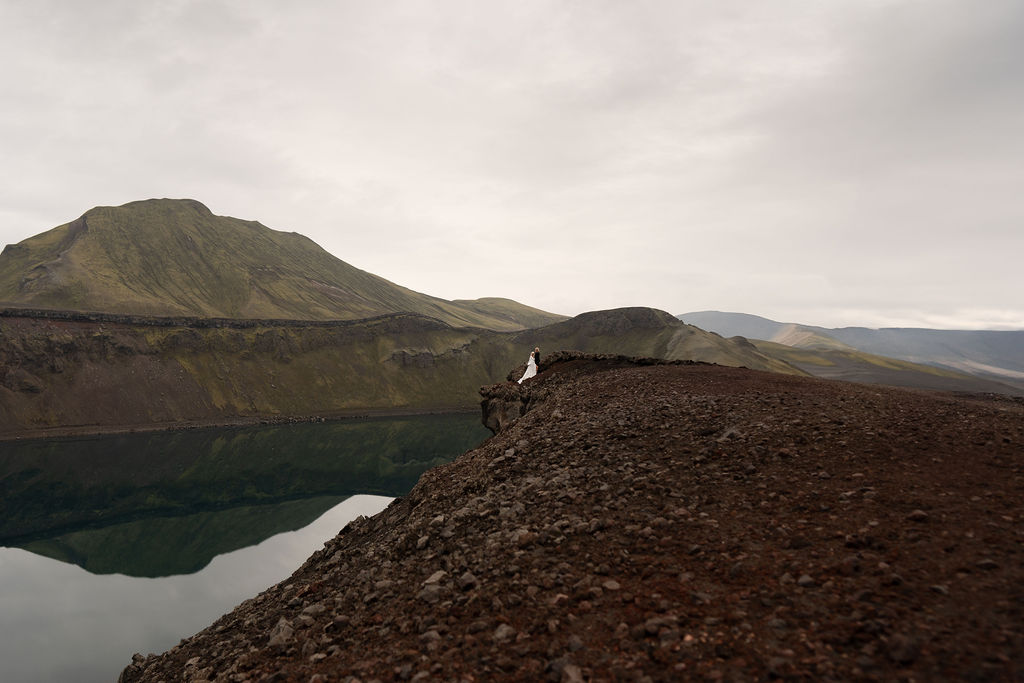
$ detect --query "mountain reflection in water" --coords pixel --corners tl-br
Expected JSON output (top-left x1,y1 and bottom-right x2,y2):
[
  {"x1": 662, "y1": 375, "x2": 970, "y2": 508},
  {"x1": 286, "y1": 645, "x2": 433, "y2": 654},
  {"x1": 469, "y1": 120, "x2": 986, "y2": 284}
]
[
  {"x1": 0, "y1": 413, "x2": 489, "y2": 577},
  {"x1": 0, "y1": 413, "x2": 488, "y2": 683},
  {"x1": 20, "y1": 495, "x2": 348, "y2": 576}
]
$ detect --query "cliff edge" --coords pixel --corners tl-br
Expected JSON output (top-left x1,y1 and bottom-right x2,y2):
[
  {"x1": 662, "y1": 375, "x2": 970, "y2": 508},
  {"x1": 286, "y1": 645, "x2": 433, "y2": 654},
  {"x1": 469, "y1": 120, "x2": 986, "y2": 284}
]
[{"x1": 121, "y1": 358, "x2": 1022, "y2": 682}]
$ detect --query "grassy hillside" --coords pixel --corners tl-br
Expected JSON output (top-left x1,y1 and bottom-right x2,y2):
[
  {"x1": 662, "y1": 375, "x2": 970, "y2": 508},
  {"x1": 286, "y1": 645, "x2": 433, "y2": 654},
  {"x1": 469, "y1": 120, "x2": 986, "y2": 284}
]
[
  {"x1": 0, "y1": 199, "x2": 564, "y2": 331},
  {"x1": 679, "y1": 310, "x2": 1024, "y2": 394},
  {"x1": 527, "y1": 308, "x2": 800, "y2": 376},
  {"x1": 0, "y1": 307, "x2": 800, "y2": 437},
  {"x1": 752, "y1": 339, "x2": 1022, "y2": 395}
]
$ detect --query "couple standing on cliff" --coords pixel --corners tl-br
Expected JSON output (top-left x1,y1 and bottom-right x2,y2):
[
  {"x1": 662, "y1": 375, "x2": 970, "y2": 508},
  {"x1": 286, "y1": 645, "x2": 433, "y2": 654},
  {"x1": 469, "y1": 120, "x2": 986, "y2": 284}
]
[{"x1": 517, "y1": 347, "x2": 541, "y2": 384}]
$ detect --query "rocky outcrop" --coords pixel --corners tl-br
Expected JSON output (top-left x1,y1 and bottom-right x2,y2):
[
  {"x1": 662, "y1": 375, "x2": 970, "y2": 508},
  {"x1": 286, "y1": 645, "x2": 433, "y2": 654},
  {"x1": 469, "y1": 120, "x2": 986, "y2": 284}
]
[
  {"x1": 480, "y1": 351, "x2": 707, "y2": 435},
  {"x1": 120, "y1": 357, "x2": 1023, "y2": 681},
  {"x1": 479, "y1": 381, "x2": 532, "y2": 434}
]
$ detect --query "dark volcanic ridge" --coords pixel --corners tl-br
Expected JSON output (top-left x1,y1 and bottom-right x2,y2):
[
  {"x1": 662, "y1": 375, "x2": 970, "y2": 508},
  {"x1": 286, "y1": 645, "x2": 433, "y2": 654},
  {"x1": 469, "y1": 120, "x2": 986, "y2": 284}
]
[{"x1": 121, "y1": 354, "x2": 1023, "y2": 682}]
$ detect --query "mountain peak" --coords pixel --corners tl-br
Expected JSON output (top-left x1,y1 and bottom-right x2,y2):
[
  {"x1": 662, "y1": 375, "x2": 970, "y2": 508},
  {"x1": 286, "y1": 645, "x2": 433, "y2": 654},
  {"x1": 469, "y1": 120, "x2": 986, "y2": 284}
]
[
  {"x1": 107, "y1": 197, "x2": 212, "y2": 213},
  {"x1": 0, "y1": 200, "x2": 564, "y2": 330}
]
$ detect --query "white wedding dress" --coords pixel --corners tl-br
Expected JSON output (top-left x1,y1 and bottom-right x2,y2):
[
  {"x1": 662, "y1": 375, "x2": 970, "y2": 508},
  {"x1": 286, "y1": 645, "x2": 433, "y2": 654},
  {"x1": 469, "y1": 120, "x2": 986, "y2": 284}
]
[{"x1": 517, "y1": 353, "x2": 537, "y2": 384}]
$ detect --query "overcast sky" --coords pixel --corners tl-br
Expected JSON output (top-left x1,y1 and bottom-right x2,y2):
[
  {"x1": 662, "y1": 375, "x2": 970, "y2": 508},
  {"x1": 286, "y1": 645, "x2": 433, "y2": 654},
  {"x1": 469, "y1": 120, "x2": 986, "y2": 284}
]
[{"x1": 2, "y1": 1, "x2": 1021, "y2": 329}]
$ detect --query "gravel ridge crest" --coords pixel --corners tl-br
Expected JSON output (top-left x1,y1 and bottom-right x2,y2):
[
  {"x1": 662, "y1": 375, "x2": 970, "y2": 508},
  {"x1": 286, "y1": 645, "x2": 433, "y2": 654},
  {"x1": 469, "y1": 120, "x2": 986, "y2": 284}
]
[{"x1": 121, "y1": 354, "x2": 1023, "y2": 682}]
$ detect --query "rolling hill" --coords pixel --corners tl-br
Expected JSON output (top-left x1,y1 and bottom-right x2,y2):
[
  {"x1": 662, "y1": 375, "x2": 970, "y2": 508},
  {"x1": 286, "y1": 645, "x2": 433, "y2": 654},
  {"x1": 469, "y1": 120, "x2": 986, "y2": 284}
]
[
  {"x1": 679, "y1": 310, "x2": 1024, "y2": 394},
  {"x1": 0, "y1": 199, "x2": 563, "y2": 331}
]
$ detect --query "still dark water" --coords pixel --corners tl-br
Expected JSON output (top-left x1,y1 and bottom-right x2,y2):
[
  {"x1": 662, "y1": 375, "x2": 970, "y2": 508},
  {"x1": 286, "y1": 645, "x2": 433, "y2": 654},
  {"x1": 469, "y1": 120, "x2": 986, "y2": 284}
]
[{"x1": 0, "y1": 414, "x2": 490, "y2": 683}]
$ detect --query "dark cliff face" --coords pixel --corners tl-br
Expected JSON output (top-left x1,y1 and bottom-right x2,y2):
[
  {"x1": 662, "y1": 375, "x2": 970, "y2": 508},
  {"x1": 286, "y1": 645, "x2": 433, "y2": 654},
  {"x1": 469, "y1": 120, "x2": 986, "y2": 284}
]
[
  {"x1": 0, "y1": 311, "x2": 506, "y2": 436},
  {"x1": 1, "y1": 308, "x2": 802, "y2": 438}
]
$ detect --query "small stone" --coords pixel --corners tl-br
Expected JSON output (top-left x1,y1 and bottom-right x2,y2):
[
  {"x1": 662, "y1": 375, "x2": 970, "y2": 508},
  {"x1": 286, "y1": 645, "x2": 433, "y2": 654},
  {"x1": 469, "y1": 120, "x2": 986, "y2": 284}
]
[
  {"x1": 267, "y1": 617, "x2": 294, "y2": 647},
  {"x1": 417, "y1": 584, "x2": 444, "y2": 604},
  {"x1": 884, "y1": 573, "x2": 905, "y2": 586},
  {"x1": 302, "y1": 603, "x2": 327, "y2": 616},
  {"x1": 690, "y1": 591, "x2": 712, "y2": 605},
  {"x1": 601, "y1": 579, "x2": 621, "y2": 591},
  {"x1": 976, "y1": 559, "x2": 1000, "y2": 571},
  {"x1": 797, "y1": 574, "x2": 816, "y2": 588},
  {"x1": 907, "y1": 509, "x2": 930, "y2": 522},
  {"x1": 561, "y1": 664, "x2": 584, "y2": 683},
  {"x1": 567, "y1": 634, "x2": 584, "y2": 651},
  {"x1": 424, "y1": 570, "x2": 447, "y2": 585},
  {"x1": 515, "y1": 530, "x2": 538, "y2": 548},
  {"x1": 458, "y1": 571, "x2": 478, "y2": 590},
  {"x1": 929, "y1": 584, "x2": 949, "y2": 595},
  {"x1": 493, "y1": 623, "x2": 516, "y2": 642}
]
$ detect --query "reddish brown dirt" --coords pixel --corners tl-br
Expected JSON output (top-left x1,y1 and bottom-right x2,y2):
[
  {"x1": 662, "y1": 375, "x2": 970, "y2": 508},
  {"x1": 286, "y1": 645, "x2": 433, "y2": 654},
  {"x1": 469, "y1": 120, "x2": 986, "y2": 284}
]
[{"x1": 121, "y1": 357, "x2": 1024, "y2": 682}]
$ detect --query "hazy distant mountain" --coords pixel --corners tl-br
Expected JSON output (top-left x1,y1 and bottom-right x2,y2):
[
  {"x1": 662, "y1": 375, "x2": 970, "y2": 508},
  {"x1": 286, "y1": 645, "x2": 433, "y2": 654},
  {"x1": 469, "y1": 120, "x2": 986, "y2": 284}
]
[
  {"x1": 0, "y1": 199, "x2": 564, "y2": 331},
  {"x1": 680, "y1": 311, "x2": 790, "y2": 342},
  {"x1": 679, "y1": 310, "x2": 1024, "y2": 393}
]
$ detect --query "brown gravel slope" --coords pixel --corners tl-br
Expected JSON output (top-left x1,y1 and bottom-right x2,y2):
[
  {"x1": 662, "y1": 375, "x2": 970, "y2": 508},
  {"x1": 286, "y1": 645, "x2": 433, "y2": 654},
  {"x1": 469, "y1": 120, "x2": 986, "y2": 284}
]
[{"x1": 121, "y1": 355, "x2": 1024, "y2": 682}]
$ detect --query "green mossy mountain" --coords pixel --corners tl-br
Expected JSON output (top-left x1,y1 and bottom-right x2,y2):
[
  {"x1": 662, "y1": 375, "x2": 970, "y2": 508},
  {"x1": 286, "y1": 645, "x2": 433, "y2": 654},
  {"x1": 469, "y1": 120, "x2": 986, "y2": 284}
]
[{"x1": 0, "y1": 199, "x2": 563, "y2": 330}]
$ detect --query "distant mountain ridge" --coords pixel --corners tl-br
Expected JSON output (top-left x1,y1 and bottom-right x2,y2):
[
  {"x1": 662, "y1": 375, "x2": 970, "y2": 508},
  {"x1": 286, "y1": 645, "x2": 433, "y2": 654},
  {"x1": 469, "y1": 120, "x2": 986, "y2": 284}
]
[
  {"x1": 0, "y1": 199, "x2": 563, "y2": 331},
  {"x1": 679, "y1": 310, "x2": 1024, "y2": 393}
]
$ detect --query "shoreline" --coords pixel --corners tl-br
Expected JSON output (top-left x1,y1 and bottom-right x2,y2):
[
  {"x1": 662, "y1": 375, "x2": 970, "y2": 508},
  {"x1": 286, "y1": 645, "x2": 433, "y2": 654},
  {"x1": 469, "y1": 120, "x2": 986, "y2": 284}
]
[{"x1": 0, "y1": 405, "x2": 479, "y2": 442}]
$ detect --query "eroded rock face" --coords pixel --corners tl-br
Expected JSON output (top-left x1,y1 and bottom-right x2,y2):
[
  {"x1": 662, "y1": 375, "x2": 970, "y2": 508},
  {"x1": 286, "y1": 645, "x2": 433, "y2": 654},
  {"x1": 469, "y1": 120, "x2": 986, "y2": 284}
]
[
  {"x1": 0, "y1": 310, "x2": 488, "y2": 436},
  {"x1": 479, "y1": 381, "x2": 529, "y2": 434},
  {"x1": 120, "y1": 356, "x2": 1024, "y2": 682}
]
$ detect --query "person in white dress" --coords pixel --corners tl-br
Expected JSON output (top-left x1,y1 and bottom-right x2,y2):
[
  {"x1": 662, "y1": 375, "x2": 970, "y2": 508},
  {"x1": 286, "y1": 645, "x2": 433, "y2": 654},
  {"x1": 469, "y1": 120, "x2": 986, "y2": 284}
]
[{"x1": 517, "y1": 350, "x2": 537, "y2": 384}]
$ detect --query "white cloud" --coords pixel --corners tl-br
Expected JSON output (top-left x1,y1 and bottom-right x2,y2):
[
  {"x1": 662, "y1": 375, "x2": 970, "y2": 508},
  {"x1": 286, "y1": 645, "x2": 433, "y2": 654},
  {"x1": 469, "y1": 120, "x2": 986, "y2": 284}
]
[{"x1": 1, "y1": 0, "x2": 1021, "y2": 329}]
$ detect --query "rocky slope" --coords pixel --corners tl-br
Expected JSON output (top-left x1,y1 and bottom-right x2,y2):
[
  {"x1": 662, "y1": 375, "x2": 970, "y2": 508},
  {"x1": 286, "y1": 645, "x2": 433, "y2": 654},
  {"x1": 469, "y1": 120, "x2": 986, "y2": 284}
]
[
  {"x1": 0, "y1": 199, "x2": 564, "y2": 330},
  {"x1": 121, "y1": 354, "x2": 1023, "y2": 682},
  {"x1": 0, "y1": 307, "x2": 796, "y2": 438}
]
